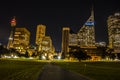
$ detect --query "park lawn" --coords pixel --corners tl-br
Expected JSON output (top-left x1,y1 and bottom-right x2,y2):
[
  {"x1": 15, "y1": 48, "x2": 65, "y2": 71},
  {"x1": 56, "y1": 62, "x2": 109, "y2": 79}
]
[
  {"x1": 0, "y1": 59, "x2": 46, "y2": 80},
  {"x1": 55, "y1": 61, "x2": 120, "y2": 80}
]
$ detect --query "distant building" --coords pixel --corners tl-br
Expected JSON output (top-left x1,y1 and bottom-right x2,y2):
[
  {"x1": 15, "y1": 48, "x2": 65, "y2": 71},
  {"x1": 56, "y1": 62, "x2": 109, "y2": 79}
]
[
  {"x1": 13, "y1": 28, "x2": 30, "y2": 54},
  {"x1": 7, "y1": 17, "x2": 16, "y2": 49},
  {"x1": 78, "y1": 7, "x2": 95, "y2": 48},
  {"x1": 69, "y1": 33, "x2": 78, "y2": 46},
  {"x1": 62, "y1": 27, "x2": 70, "y2": 58},
  {"x1": 107, "y1": 12, "x2": 120, "y2": 53},
  {"x1": 95, "y1": 42, "x2": 106, "y2": 47},
  {"x1": 27, "y1": 45, "x2": 36, "y2": 57},
  {"x1": 41, "y1": 36, "x2": 52, "y2": 52},
  {"x1": 77, "y1": 7, "x2": 102, "y2": 61},
  {"x1": 36, "y1": 24, "x2": 46, "y2": 52},
  {"x1": 41, "y1": 36, "x2": 54, "y2": 59}
]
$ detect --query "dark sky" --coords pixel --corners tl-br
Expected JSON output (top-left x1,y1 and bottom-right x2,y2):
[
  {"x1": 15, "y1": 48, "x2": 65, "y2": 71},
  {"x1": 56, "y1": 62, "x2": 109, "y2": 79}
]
[{"x1": 0, "y1": 0, "x2": 120, "y2": 51}]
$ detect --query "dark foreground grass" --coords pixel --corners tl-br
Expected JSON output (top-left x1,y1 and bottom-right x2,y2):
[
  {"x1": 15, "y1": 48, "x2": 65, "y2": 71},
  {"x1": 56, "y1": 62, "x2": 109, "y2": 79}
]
[
  {"x1": 55, "y1": 61, "x2": 120, "y2": 80},
  {"x1": 0, "y1": 59, "x2": 46, "y2": 80}
]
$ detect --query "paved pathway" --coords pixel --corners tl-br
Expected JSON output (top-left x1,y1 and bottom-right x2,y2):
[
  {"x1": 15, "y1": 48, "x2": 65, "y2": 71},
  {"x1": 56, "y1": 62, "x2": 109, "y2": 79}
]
[{"x1": 37, "y1": 63, "x2": 91, "y2": 80}]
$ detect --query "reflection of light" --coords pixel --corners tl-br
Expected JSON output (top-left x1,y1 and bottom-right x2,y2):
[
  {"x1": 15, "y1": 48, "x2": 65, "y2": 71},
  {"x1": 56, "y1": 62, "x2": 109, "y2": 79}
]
[
  {"x1": 13, "y1": 55, "x2": 19, "y2": 58},
  {"x1": 4, "y1": 55, "x2": 11, "y2": 58},
  {"x1": 42, "y1": 55, "x2": 46, "y2": 60},
  {"x1": 11, "y1": 54, "x2": 14, "y2": 57},
  {"x1": 9, "y1": 38, "x2": 13, "y2": 40},
  {"x1": 29, "y1": 57, "x2": 33, "y2": 59},
  {"x1": 45, "y1": 53, "x2": 47, "y2": 56},
  {"x1": 58, "y1": 56, "x2": 61, "y2": 59}
]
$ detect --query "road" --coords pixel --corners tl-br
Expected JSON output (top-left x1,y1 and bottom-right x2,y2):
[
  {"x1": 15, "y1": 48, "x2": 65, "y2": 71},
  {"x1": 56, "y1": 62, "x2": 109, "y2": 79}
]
[{"x1": 37, "y1": 63, "x2": 91, "y2": 80}]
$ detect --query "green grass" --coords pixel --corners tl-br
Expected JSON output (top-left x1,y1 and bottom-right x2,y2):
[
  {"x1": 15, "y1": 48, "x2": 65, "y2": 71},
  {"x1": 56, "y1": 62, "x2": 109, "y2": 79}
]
[
  {"x1": 1, "y1": 59, "x2": 120, "y2": 80},
  {"x1": 0, "y1": 59, "x2": 46, "y2": 80},
  {"x1": 55, "y1": 61, "x2": 120, "y2": 80}
]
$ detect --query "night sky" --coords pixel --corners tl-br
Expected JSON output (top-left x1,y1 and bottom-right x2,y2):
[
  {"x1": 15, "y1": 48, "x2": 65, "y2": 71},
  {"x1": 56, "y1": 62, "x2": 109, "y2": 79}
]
[{"x1": 0, "y1": 0, "x2": 119, "y2": 51}]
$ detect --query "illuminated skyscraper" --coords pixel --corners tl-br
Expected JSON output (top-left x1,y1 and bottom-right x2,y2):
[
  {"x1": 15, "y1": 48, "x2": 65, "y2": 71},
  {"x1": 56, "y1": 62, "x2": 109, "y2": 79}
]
[
  {"x1": 69, "y1": 33, "x2": 78, "y2": 46},
  {"x1": 41, "y1": 36, "x2": 52, "y2": 51},
  {"x1": 7, "y1": 16, "x2": 16, "y2": 49},
  {"x1": 107, "y1": 12, "x2": 120, "y2": 53},
  {"x1": 78, "y1": 7, "x2": 95, "y2": 47},
  {"x1": 40, "y1": 36, "x2": 54, "y2": 59},
  {"x1": 62, "y1": 27, "x2": 70, "y2": 58},
  {"x1": 13, "y1": 28, "x2": 30, "y2": 54},
  {"x1": 36, "y1": 24, "x2": 46, "y2": 52}
]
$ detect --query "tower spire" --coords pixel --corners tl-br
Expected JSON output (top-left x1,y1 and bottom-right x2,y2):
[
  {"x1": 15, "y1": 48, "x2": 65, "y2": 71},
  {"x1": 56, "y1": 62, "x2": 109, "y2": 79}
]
[
  {"x1": 91, "y1": 4, "x2": 94, "y2": 20},
  {"x1": 7, "y1": 16, "x2": 16, "y2": 49},
  {"x1": 78, "y1": 4, "x2": 95, "y2": 47},
  {"x1": 11, "y1": 16, "x2": 16, "y2": 27}
]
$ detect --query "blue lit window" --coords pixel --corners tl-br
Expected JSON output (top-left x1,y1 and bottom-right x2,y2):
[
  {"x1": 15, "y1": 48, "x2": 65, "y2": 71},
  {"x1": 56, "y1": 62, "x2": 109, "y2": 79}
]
[{"x1": 85, "y1": 21, "x2": 94, "y2": 26}]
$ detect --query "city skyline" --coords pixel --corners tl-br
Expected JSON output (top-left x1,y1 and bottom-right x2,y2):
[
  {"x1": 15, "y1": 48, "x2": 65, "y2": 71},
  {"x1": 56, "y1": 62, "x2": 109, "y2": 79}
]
[{"x1": 0, "y1": 0, "x2": 119, "y2": 51}]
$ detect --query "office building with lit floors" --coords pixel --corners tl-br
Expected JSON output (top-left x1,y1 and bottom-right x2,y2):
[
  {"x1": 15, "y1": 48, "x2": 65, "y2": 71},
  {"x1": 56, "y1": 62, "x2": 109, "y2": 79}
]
[
  {"x1": 62, "y1": 27, "x2": 70, "y2": 59},
  {"x1": 107, "y1": 12, "x2": 120, "y2": 54},
  {"x1": 41, "y1": 36, "x2": 54, "y2": 59},
  {"x1": 36, "y1": 24, "x2": 46, "y2": 52},
  {"x1": 77, "y1": 8, "x2": 101, "y2": 60},
  {"x1": 78, "y1": 8, "x2": 95, "y2": 47},
  {"x1": 13, "y1": 28, "x2": 30, "y2": 54}
]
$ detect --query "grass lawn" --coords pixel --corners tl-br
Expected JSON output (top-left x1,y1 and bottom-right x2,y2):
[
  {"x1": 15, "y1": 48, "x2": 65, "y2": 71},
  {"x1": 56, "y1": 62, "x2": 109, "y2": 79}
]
[
  {"x1": 55, "y1": 61, "x2": 120, "y2": 80},
  {"x1": 0, "y1": 59, "x2": 46, "y2": 80}
]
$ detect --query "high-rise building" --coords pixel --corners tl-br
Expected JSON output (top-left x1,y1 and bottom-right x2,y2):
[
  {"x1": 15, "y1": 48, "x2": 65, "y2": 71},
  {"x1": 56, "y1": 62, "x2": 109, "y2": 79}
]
[
  {"x1": 78, "y1": 7, "x2": 95, "y2": 48},
  {"x1": 13, "y1": 28, "x2": 30, "y2": 54},
  {"x1": 41, "y1": 36, "x2": 54, "y2": 59},
  {"x1": 7, "y1": 17, "x2": 16, "y2": 49},
  {"x1": 41, "y1": 36, "x2": 52, "y2": 51},
  {"x1": 36, "y1": 24, "x2": 46, "y2": 52},
  {"x1": 95, "y1": 42, "x2": 106, "y2": 47},
  {"x1": 77, "y1": 7, "x2": 100, "y2": 60},
  {"x1": 107, "y1": 12, "x2": 120, "y2": 53},
  {"x1": 69, "y1": 33, "x2": 78, "y2": 46},
  {"x1": 62, "y1": 27, "x2": 70, "y2": 58}
]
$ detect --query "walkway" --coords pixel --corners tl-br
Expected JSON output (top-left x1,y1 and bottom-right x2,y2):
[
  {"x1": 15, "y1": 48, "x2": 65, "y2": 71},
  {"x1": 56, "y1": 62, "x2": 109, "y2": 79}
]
[{"x1": 37, "y1": 63, "x2": 91, "y2": 80}]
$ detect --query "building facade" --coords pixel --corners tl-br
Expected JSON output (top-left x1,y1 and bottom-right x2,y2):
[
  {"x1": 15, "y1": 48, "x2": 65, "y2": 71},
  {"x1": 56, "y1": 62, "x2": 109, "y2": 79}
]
[
  {"x1": 69, "y1": 33, "x2": 78, "y2": 46},
  {"x1": 13, "y1": 28, "x2": 30, "y2": 54},
  {"x1": 41, "y1": 36, "x2": 52, "y2": 52},
  {"x1": 107, "y1": 12, "x2": 120, "y2": 53},
  {"x1": 41, "y1": 36, "x2": 54, "y2": 59},
  {"x1": 62, "y1": 27, "x2": 70, "y2": 58},
  {"x1": 7, "y1": 17, "x2": 16, "y2": 49},
  {"x1": 78, "y1": 8, "x2": 95, "y2": 48},
  {"x1": 36, "y1": 24, "x2": 46, "y2": 52}
]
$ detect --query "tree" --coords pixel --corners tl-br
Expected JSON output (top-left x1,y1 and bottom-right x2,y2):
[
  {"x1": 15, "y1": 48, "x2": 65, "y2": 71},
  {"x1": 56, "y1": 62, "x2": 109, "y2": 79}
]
[
  {"x1": 24, "y1": 51, "x2": 29, "y2": 58},
  {"x1": 106, "y1": 48, "x2": 115, "y2": 60},
  {"x1": 69, "y1": 46, "x2": 89, "y2": 61},
  {"x1": 0, "y1": 45, "x2": 9, "y2": 55},
  {"x1": 73, "y1": 50, "x2": 88, "y2": 61}
]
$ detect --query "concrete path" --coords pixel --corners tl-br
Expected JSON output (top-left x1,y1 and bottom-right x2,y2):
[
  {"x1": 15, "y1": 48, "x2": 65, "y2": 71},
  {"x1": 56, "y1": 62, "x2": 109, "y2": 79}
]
[{"x1": 37, "y1": 63, "x2": 91, "y2": 80}]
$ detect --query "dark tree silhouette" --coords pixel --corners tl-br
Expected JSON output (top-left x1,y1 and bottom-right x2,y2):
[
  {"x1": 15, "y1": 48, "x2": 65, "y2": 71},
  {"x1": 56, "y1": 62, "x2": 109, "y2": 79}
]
[
  {"x1": 73, "y1": 50, "x2": 88, "y2": 61},
  {"x1": 69, "y1": 46, "x2": 89, "y2": 61},
  {"x1": 0, "y1": 45, "x2": 9, "y2": 55},
  {"x1": 24, "y1": 51, "x2": 29, "y2": 58}
]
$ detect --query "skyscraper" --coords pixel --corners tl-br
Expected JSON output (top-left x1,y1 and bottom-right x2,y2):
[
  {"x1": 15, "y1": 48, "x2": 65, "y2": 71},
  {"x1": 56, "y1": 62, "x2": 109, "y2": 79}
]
[
  {"x1": 107, "y1": 12, "x2": 120, "y2": 53},
  {"x1": 41, "y1": 36, "x2": 53, "y2": 60},
  {"x1": 7, "y1": 16, "x2": 16, "y2": 49},
  {"x1": 78, "y1": 7, "x2": 95, "y2": 48},
  {"x1": 41, "y1": 36, "x2": 52, "y2": 51},
  {"x1": 36, "y1": 24, "x2": 46, "y2": 52},
  {"x1": 62, "y1": 27, "x2": 70, "y2": 58},
  {"x1": 77, "y1": 7, "x2": 99, "y2": 60},
  {"x1": 13, "y1": 27, "x2": 30, "y2": 54},
  {"x1": 69, "y1": 33, "x2": 78, "y2": 46}
]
